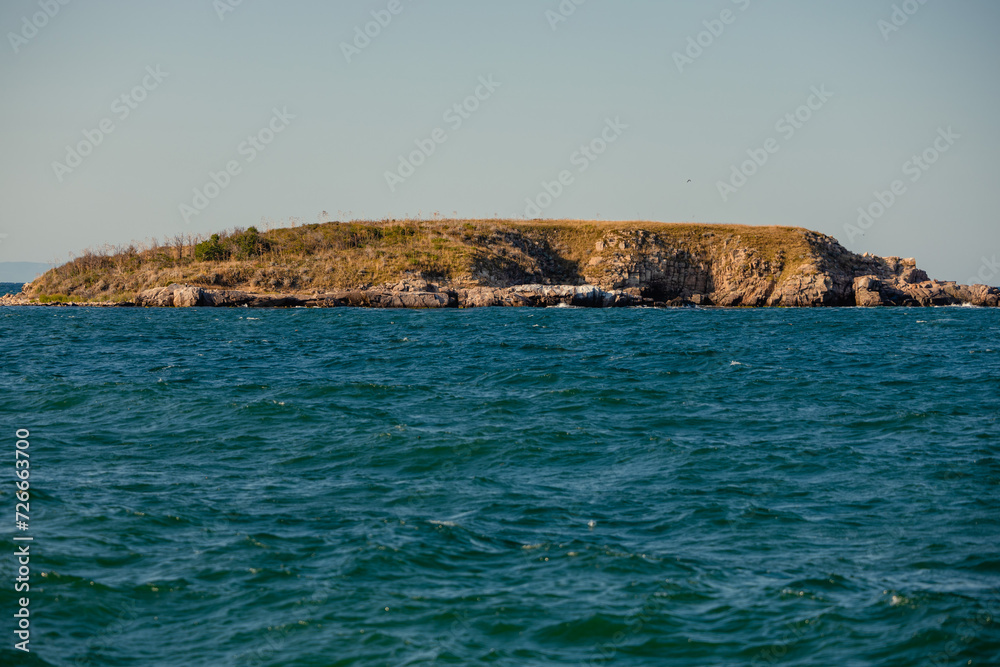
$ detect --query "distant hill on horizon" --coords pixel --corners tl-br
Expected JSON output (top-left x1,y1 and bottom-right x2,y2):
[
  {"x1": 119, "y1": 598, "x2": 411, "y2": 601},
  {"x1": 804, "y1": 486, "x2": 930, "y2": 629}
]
[{"x1": 0, "y1": 262, "x2": 52, "y2": 282}]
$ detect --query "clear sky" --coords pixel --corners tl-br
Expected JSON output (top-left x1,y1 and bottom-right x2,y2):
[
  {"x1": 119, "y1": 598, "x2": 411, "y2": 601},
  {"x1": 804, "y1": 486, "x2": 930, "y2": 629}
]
[{"x1": 1, "y1": 0, "x2": 998, "y2": 283}]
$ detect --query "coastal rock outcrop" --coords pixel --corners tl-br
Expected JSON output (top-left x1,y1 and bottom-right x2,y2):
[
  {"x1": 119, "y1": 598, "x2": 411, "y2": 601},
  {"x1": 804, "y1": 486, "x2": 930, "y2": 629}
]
[
  {"x1": 133, "y1": 282, "x2": 641, "y2": 309},
  {"x1": 0, "y1": 292, "x2": 30, "y2": 307},
  {"x1": 454, "y1": 285, "x2": 637, "y2": 308},
  {"x1": 579, "y1": 229, "x2": 999, "y2": 308},
  {"x1": 133, "y1": 284, "x2": 200, "y2": 308}
]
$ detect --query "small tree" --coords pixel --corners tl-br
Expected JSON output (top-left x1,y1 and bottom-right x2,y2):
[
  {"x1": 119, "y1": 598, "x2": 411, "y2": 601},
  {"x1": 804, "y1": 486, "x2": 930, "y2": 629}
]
[
  {"x1": 230, "y1": 226, "x2": 268, "y2": 259},
  {"x1": 195, "y1": 234, "x2": 227, "y2": 262}
]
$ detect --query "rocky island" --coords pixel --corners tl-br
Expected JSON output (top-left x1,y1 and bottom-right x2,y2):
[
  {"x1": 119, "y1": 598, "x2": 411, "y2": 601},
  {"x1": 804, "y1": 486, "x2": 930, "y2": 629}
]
[{"x1": 4, "y1": 220, "x2": 998, "y2": 309}]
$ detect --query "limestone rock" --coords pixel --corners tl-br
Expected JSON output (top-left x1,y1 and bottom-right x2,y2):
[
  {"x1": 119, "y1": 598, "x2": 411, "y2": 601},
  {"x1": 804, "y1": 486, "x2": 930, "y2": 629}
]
[
  {"x1": 135, "y1": 284, "x2": 204, "y2": 308},
  {"x1": 200, "y1": 289, "x2": 257, "y2": 307},
  {"x1": 0, "y1": 292, "x2": 30, "y2": 307},
  {"x1": 853, "y1": 276, "x2": 887, "y2": 307},
  {"x1": 967, "y1": 284, "x2": 1000, "y2": 308},
  {"x1": 173, "y1": 286, "x2": 204, "y2": 308},
  {"x1": 455, "y1": 285, "x2": 637, "y2": 308},
  {"x1": 376, "y1": 291, "x2": 451, "y2": 309},
  {"x1": 135, "y1": 285, "x2": 179, "y2": 307}
]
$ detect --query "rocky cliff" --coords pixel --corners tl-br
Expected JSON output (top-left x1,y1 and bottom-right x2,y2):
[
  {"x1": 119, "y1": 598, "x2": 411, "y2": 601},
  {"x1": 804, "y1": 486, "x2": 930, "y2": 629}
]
[
  {"x1": 577, "y1": 227, "x2": 998, "y2": 308},
  {"x1": 6, "y1": 220, "x2": 998, "y2": 308}
]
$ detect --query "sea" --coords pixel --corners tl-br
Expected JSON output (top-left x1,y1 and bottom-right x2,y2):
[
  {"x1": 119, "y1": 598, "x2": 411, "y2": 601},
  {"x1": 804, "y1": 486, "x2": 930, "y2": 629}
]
[{"x1": 1, "y1": 305, "x2": 998, "y2": 666}]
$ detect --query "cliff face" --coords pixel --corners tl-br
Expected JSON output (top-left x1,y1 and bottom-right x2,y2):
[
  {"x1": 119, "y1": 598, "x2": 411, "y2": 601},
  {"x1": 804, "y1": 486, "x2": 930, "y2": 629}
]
[
  {"x1": 578, "y1": 228, "x2": 999, "y2": 308},
  {"x1": 8, "y1": 220, "x2": 999, "y2": 308}
]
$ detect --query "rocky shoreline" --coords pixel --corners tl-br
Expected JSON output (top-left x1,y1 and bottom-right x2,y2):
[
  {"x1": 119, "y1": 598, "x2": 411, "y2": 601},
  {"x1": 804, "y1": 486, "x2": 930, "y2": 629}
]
[
  {"x1": 0, "y1": 282, "x2": 643, "y2": 309},
  {"x1": 3, "y1": 273, "x2": 998, "y2": 310},
  {"x1": 117, "y1": 272, "x2": 1000, "y2": 309}
]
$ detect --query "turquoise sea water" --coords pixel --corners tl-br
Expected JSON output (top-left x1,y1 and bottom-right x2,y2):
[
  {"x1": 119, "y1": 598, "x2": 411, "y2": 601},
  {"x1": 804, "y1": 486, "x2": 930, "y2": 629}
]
[{"x1": 1, "y1": 306, "x2": 999, "y2": 666}]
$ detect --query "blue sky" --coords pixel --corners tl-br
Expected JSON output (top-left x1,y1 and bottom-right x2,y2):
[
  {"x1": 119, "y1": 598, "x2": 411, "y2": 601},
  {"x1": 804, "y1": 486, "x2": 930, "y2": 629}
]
[{"x1": 1, "y1": 0, "x2": 998, "y2": 283}]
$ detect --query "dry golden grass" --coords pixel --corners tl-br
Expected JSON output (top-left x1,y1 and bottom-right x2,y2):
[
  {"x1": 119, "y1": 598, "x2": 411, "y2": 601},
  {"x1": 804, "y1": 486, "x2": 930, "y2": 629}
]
[{"x1": 24, "y1": 219, "x2": 824, "y2": 300}]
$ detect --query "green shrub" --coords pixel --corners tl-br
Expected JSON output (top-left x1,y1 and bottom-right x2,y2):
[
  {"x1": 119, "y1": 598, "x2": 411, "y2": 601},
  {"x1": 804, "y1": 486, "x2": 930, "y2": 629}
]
[
  {"x1": 195, "y1": 234, "x2": 228, "y2": 262},
  {"x1": 229, "y1": 227, "x2": 269, "y2": 260}
]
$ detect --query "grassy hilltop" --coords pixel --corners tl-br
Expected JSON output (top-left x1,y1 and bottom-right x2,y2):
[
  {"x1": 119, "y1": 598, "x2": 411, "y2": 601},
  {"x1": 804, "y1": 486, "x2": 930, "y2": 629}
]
[{"x1": 25, "y1": 219, "x2": 816, "y2": 303}]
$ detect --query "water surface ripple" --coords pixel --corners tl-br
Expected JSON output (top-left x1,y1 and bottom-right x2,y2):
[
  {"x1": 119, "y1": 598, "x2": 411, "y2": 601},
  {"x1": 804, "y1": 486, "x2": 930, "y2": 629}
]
[{"x1": 1, "y1": 307, "x2": 998, "y2": 666}]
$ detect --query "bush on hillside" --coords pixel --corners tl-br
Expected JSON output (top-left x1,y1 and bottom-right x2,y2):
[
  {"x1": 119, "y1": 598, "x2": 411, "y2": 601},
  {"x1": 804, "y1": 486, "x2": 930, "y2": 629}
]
[
  {"x1": 195, "y1": 234, "x2": 227, "y2": 262},
  {"x1": 194, "y1": 228, "x2": 270, "y2": 262}
]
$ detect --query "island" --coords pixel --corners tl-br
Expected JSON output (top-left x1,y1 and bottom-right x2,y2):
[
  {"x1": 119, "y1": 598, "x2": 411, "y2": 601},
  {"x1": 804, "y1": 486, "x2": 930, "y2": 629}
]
[{"x1": 3, "y1": 220, "x2": 998, "y2": 309}]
